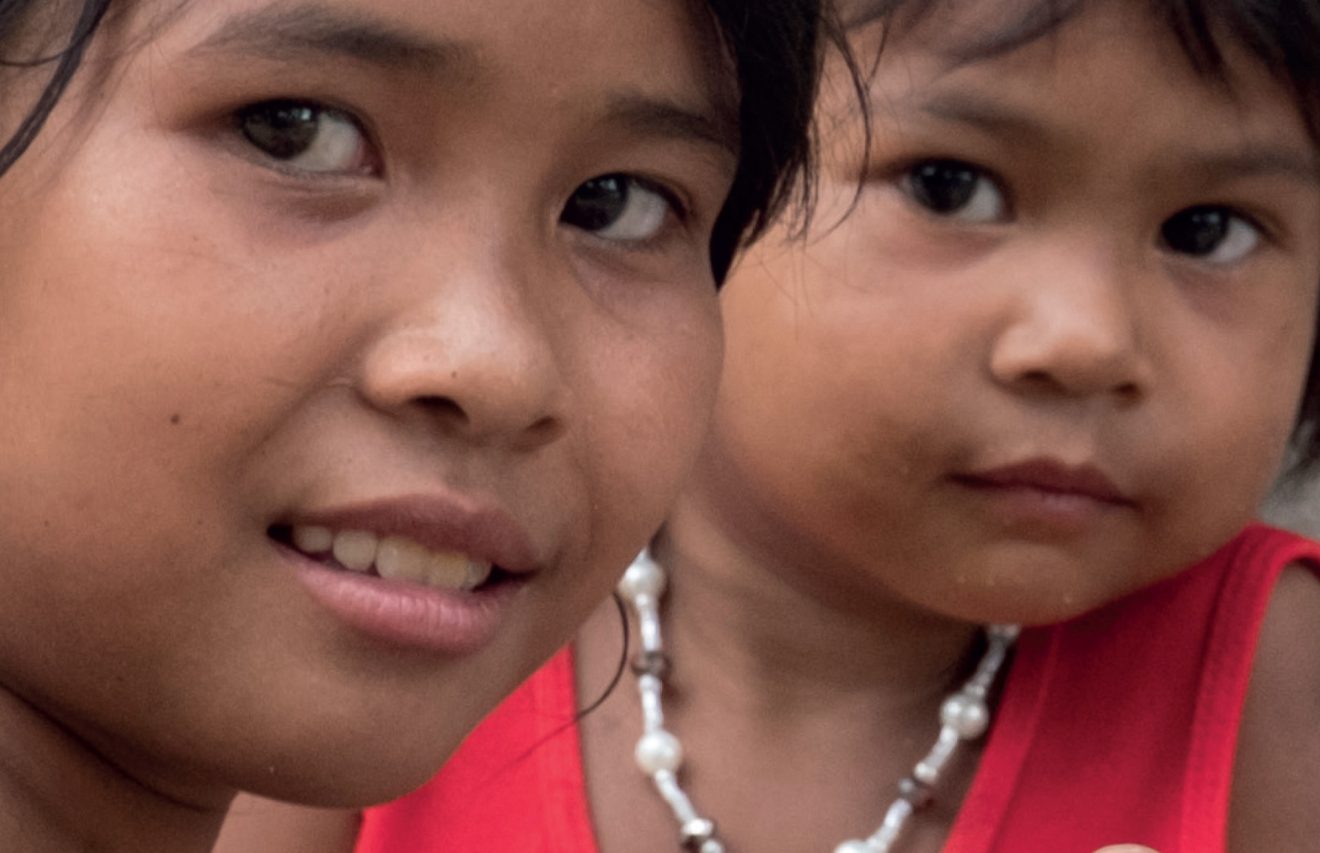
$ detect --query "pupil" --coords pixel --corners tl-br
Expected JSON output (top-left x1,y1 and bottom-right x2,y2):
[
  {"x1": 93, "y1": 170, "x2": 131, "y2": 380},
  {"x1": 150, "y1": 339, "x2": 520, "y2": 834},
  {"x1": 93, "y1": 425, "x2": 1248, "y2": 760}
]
[
  {"x1": 911, "y1": 162, "x2": 977, "y2": 213},
  {"x1": 564, "y1": 176, "x2": 629, "y2": 230},
  {"x1": 241, "y1": 102, "x2": 318, "y2": 160},
  {"x1": 1161, "y1": 208, "x2": 1229, "y2": 255}
]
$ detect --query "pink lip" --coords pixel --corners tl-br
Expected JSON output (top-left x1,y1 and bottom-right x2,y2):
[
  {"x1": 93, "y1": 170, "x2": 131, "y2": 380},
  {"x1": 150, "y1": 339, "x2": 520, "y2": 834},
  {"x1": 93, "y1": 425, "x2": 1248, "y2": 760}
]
[
  {"x1": 291, "y1": 494, "x2": 541, "y2": 574},
  {"x1": 952, "y1": 459, "x2": 1133, "y2": 537},
  {"x1": 285, "y1": 550, "x2": 523, "y2": 654},
  {"x1": 956, "y1": 459, "x2": 1130, "y2": 505},
  {"x1": 279, "y1": 494, "x2": 542, "y2": 654}
]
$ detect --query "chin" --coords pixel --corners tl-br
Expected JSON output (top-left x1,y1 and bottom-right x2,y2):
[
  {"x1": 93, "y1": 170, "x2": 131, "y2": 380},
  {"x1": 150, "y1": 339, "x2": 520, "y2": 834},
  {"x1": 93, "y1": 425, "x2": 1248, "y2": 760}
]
[
  {"x1": 234, "y1": 735, "x2": 460, "y2": 808},
  {"x1": 923, "y1": 557, "x2": 1142, "y2": 628}
]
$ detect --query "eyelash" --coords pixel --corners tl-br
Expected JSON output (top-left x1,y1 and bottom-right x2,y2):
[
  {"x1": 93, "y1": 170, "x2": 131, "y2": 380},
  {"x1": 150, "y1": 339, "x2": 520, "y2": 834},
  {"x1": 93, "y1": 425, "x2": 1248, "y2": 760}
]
[
  {"x1": 889, "y1": 157, "x2": 1013, "y2": 224},
  {"x1": 226, "y1": 99, "x2": 699, "y2": 255},
  {"x1": 232, "y1": 98, "x2": 382, "y2": 178},
  {"x1": 559, "y1": 173, "x2": 695, "y2": 257}
]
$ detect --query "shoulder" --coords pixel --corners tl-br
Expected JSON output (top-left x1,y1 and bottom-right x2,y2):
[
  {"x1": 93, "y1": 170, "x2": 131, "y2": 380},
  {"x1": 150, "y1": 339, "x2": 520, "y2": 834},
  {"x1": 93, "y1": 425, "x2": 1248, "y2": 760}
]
[{"x1": 1229, "y1": 561, "x2": 1320, "y2": 853}]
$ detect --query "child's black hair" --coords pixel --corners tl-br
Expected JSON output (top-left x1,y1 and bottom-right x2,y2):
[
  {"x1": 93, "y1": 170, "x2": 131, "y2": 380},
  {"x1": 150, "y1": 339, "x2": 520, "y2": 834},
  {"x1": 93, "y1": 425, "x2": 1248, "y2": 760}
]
[
  {"x1": 847, "y1": 0, "x2": 1320, "y2": 476},
  {"x1": 0, "y1": 0, "x2": 846, "y2": 284}
]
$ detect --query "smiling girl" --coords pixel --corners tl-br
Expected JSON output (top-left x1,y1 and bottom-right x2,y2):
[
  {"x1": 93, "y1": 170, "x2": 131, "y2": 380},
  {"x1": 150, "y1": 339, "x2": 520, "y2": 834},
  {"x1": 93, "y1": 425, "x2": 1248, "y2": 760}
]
[
  {"x1": 0, "y1": 0, "x2": 836, "y2": 849},
  {"x1": 231, "y1": 0, "x2": 1320, "y2": 851}
]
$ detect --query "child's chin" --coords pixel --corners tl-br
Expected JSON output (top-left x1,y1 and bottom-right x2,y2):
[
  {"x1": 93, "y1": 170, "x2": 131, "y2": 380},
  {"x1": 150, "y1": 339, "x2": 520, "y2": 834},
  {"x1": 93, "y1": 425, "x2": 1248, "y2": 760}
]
[
  {"x1": 925, "y1": 569, "x2": 1133, "y2": 628},
  {"x1": 232, "y1": 736, "x2": 459, "y2": 808}
]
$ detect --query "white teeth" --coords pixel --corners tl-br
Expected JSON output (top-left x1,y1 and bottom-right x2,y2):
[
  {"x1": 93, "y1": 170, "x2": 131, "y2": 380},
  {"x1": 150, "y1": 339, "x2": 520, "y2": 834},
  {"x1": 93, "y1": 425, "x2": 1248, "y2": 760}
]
[
  {"x1": 427, "y1": 551, "x2": 472, "y2": 589},
  {"x1": 376, "y1": 536, "x2": 432, "y2": 583},
  {"x1": 292, "y1": 525, "x2": 334, "y2": 554},
  {"x1": 332, "y1": 530, "x2": 378, "y2": 572},
  {"x1": 465, "y1": 559, "x2": 493, "y2": 589},
  {"x1": 291, "y1": 525, "x2": 492, "y2": 590}
]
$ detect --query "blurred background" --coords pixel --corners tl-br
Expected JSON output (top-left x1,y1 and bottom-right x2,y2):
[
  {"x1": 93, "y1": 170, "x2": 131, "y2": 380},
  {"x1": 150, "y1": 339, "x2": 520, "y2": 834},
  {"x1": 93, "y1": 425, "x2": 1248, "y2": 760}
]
[{"x1": 1265, "y1": 473, "x2": 1320, "y2": 537}]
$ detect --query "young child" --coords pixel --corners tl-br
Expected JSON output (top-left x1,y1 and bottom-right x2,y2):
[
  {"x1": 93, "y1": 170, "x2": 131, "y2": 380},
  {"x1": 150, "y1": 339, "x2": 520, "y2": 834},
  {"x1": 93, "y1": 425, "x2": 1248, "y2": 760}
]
[
  {"x1": 0, "y1": 0, "x2": 835, "y2": 850},
  {"x1": 219, "y1": 0, "x2": 1320, "y2": 850}
]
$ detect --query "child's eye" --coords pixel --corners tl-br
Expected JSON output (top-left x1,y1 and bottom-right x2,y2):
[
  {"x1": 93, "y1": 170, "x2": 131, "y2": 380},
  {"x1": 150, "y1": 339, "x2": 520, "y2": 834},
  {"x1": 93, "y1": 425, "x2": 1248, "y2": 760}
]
[
  {"x1": 560, "y1": 175, "x2": 678, "y2": 244},
  {"x1": 1160, "y1": 206, "x2": 1261, "y2": 264},
  {"x1": 900, "y1": 159, "x2": 1008, "y2": 223},
  {"x1": 236, "y1": 100, "x2": 376, "y2": 176}
]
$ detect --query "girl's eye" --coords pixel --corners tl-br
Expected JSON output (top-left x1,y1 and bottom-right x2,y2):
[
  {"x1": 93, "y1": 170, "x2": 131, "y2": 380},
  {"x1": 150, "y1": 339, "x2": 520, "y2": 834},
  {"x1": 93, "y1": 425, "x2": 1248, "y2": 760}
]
[
  {"x1": 561, "y1": 175, "x2": 676, "y2": 243},
  {"x1": 1160, "y1": 206, "x2": 1261, "y2": 264},
  {"x1": 236, "y1": 100, "x2": 374, "y2": 175},
  {"x1": 900, "y1": 159, "x2": 1007, "y2": 223}
]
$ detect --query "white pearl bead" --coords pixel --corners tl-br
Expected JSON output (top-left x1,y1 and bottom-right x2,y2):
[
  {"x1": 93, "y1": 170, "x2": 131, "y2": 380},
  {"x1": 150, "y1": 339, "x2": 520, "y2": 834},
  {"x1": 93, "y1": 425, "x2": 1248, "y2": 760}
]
[
  {"x1": 940, "y1": 693, "x2": 990, "y2": 739},
  {"x1": 681, "y1": 817, "x2": 715, "y2": 842},
  {"x1": 700, "y1": 841, "x2": 725, "y2": 853},
  {"x1": 834, "y1": 841, "x2": 873, "y2": 853},
  {"x1": 635, "y1": 730, "x2": 683, "y2": 774},
  {"x1": 619, "y1": 555, "x2": 666, "y2": 599}
]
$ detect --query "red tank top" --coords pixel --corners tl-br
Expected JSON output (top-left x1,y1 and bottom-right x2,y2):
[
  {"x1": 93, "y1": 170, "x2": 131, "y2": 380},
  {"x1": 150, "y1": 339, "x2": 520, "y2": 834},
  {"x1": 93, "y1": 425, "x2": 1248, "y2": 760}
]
[{"x1": 356, "y1": 524, "x2": 1320, "y2": 852}]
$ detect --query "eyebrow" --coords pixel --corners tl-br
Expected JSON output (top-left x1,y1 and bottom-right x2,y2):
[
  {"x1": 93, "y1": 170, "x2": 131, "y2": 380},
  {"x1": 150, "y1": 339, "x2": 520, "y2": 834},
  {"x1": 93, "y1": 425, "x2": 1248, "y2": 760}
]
[
  {"x1": 915, "y1": 92, "x2": 1051, "y2": 140},
  {"x1": 604, "y1": 93, "x2": 740, "y2": 159},
  {"x1": 188, "y1": 3, "x2": 738, "y2": 159},
  {"x1": 188, "y1": 3, "x2": 477, "y2": 74},
  {"x1": 916, "y1": 92, "x2": 1319, "y2": 186},
  {"x1": 1185, "y1": 149, "x2": 1320, "y2": 187}
]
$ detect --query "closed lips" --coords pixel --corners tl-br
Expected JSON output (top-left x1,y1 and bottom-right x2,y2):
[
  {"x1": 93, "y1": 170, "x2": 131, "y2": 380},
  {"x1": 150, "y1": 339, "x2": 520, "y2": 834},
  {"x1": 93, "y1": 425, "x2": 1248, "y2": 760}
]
[{"x1": 284, "y1": 525, "x2": 493, "y2": 591}]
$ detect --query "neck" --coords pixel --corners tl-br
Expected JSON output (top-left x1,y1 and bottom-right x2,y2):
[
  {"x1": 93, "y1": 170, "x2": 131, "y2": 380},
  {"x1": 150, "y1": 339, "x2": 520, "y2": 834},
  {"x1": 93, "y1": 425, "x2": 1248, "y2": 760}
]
[
  {"x1": 0, "y1": 686, "x2": 226, "y2": 852},
  {"x1": 575, "y1": 480, "x2": 996, "y2": 853}
]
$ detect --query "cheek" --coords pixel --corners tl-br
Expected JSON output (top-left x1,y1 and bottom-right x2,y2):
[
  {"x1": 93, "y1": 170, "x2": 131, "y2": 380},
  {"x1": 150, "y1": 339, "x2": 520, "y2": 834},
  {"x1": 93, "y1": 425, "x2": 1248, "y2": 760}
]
[
  {"x1": 717, "y1": 245, "x2": 946, "y2": 495},
  {"x1": 1142, "y1": 312, "x2": 1315, "y2": 573},
  {"x1": 0, "y1": 167, "x2": 357, "y2": 630},
  {"x1": 566, "y1": 295, "x2": 723, "y2": 587}
]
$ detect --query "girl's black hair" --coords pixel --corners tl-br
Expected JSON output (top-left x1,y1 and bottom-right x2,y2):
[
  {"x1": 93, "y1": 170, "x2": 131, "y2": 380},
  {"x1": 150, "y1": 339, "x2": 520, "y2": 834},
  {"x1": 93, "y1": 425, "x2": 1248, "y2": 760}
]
[
  {"x1": 0, "y1": 0, "x2": 112, "y2": 175},
  {"x1": 0, "y1": 0, "x2": 844, "y2": 282},
  {"x1": 847, "y1": 0, "x2": 1320, "y2": 477}
]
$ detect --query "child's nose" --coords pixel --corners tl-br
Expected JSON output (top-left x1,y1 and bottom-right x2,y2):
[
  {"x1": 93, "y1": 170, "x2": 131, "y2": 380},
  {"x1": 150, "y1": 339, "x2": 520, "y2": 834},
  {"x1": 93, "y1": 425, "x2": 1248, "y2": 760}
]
[
  {"x1": 988, "y1": 248, "x2": 1152, "y2": 403},
  {"x1": 356, "y1": 250, "x2": 566, "y2": 450}
]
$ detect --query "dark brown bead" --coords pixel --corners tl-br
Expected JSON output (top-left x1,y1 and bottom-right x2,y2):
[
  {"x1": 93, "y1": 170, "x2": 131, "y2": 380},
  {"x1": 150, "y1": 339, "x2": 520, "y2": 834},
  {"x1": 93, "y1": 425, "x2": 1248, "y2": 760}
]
[
  {"x1": 898, "y1": 775, "x2": 935, "y2": 811},
  {"x1": 680, "y1": 818, "x2": 717, "y2": 850},
  {"x1": 631, "y1": 650, "x2": 672, "y2": 680}
]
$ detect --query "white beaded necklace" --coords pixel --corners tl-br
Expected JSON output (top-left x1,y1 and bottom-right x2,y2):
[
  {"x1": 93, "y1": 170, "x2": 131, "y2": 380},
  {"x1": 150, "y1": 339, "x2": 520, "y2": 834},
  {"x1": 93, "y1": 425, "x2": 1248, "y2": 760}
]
[{"x1": 617, "y1": 549, "x2": 1019, "y2": 853}]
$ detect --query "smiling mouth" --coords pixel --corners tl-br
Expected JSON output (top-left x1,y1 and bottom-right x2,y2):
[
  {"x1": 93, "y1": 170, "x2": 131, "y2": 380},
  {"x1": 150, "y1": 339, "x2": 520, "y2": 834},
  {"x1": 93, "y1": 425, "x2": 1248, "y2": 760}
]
[{"x1": 269, "y1": 524, "x2": 511, "y2": 592}]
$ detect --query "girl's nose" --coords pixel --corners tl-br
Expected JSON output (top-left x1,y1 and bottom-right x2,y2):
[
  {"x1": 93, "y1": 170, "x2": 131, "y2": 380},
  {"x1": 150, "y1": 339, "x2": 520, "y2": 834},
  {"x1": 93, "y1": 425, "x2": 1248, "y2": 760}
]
[
  {"x1": 988, "y1": 248, "x2": 1152, "y2": 403},
  {"x1": 356, "y1": 253, "x2": 566, "y2": 450}
]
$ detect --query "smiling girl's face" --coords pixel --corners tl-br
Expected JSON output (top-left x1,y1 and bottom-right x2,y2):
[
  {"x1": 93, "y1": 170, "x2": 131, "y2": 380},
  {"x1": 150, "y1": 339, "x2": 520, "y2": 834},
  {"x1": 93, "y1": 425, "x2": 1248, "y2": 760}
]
[
  {"x1": 705, "y1": 0, "x2": 1320, "y2": 626},
  {"x1": 0, "y1": 0, "x2": 734, "y2": 806}
]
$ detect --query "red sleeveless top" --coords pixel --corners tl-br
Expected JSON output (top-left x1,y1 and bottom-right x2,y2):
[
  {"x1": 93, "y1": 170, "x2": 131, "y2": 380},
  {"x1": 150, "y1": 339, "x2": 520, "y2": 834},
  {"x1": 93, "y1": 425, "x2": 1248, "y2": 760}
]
[{"x1": 356, "y1": 524, "x2": 1320, "y2": 852}]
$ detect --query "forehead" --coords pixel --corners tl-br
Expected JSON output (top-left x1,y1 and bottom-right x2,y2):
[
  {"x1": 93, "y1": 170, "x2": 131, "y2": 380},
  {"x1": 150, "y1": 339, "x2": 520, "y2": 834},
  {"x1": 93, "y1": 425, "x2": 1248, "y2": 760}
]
[
  {"x1": 121, "y1": 0, "x2": 737, "y2": 134},
  {"x1": 847, "y1": 0, "x2": 1316, "y2": 167}
]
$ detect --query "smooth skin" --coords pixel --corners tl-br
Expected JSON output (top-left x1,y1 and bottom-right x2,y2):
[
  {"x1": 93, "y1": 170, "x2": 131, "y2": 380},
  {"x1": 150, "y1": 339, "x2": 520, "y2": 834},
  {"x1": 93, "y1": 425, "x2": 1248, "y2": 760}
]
[
  {"x1": 0, "y1": 0, "x2": 740, "y2": 849},
  {"x1": 220, "y1": 0, "x2": 1320, "y2": 851}
]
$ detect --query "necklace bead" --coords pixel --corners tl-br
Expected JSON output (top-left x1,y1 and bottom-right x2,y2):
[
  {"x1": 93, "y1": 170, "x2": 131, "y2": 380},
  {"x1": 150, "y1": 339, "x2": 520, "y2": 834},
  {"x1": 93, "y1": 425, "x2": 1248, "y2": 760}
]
[
  {"x1": 939, "y1": 692, "x2": 991, "y2": 739},
  {"x1": 632, "y1": 650, "x2": 673, "y2": 679},
  {"x1": 619, "y1": 550, "x2": 1018, "y2": 853},
  {"x1": 620, "y1": 554, "x2": 667, "y2": 599},
  {"x1": 636, "y1": 729, "x2": 684, "y2": 774},
  {"x1": 681, "y1": 818, "x2": 723, "y2": 853}
]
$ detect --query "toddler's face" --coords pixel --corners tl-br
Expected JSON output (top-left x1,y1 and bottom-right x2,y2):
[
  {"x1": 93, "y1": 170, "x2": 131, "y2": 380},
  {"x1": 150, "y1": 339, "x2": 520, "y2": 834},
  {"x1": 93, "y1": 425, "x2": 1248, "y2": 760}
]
[
  {"x1": 710, "y1": 0, "x2": 1319, "y2": 625},
  {"x1": 0, "y1": 0, "x2": 731, "y2": 807}
]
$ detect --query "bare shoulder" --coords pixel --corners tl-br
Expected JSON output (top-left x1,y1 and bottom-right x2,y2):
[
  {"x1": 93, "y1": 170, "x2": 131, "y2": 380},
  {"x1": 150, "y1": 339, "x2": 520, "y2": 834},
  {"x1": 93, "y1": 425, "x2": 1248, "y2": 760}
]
[
  {"x1": 215, "y1": 796, "x2": 361, "y2": 853},
  {"x1": 1229, "y1": 563, "x2": 1320, "y2": 853}
]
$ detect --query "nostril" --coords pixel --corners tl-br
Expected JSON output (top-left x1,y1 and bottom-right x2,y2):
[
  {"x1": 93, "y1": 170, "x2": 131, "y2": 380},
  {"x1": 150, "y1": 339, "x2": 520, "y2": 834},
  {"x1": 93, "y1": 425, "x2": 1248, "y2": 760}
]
[
  {"x1": 1017, "y1": 369, "x2": 1066, "y2": 394},
  {"x1": 416, "y1": 395, "x2": 468, "y2": 424},
  {"x1": 1113, "y1": 380, "x2": 1143, "y2": 403},
  {"x1": 526, "y1": 414, "x2": 565, "y2": 444}
]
